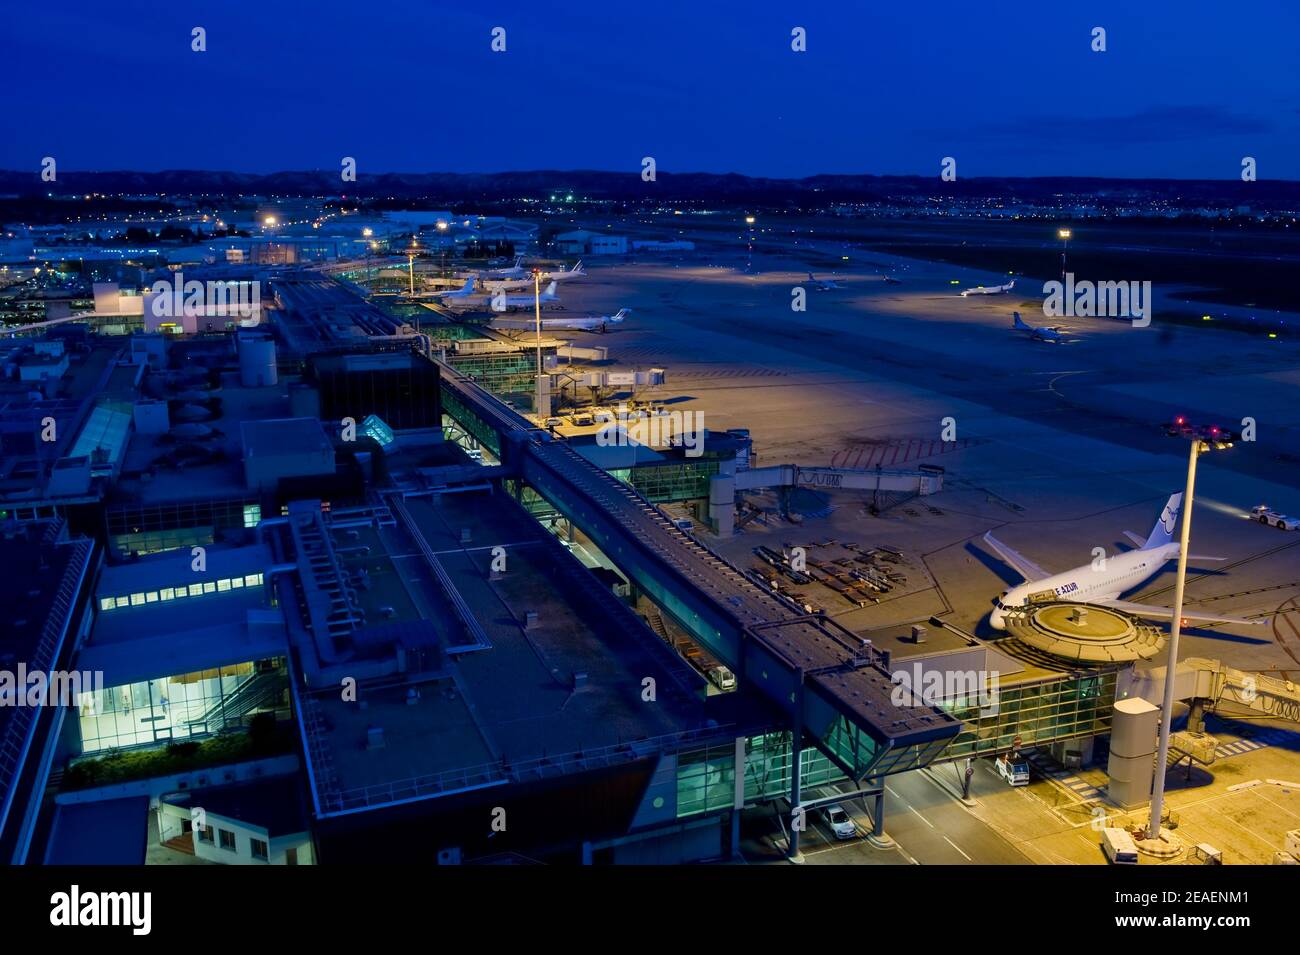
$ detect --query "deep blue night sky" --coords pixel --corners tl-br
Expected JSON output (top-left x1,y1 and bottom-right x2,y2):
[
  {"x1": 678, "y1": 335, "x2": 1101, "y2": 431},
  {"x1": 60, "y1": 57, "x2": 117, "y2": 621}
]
[{"x1": 7, "y1": 0, "x2": 1299, "y2": 179}]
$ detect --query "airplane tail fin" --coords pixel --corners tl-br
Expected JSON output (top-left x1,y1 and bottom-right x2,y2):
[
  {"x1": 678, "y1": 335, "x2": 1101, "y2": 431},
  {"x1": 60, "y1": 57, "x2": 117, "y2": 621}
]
[
  {"x1": 544, "y1": 281, "x2": 558, "y2": 297},
  {"x1": 1143, "y1": 493, "x2": 1183, "y2": 549},
  {"x1": 572, "y1": 260, "x2": 584, "y2": 273},
  {"x1": 1013, "y1": 311, "x2": 1031, "y2": 330},
  {"x1": 611, "y1": 308, "x2": 628, "y2": 322}
]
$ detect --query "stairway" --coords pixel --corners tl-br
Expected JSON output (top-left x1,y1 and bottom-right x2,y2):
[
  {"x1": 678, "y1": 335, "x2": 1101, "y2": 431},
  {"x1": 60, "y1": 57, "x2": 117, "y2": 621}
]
[{"x1": 162, "y1": 832, "x2": 195, "y2": 855}]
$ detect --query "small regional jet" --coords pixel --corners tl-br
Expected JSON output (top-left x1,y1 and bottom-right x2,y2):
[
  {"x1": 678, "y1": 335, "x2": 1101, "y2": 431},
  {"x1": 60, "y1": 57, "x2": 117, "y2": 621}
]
[
  {"x1": 807, "y1": 272, "x2": 842, "y2": 290},
  {"x1": 490, "y1": 281, "x2": 559, "y2": 312},
  {"x1": 984, "y1": 493, "x2": 1263, "y2": 630},
  {"x1": 545, "y1": 260, "x2": 586, "y2": 282},
  {"x1": 433, "y1": 277, "x2": 478, "y2": 300},
  {"x1": 486, "y1": 256, "x2": 529, "y2": 279},
  {"x1": 1012, "y1": 311, "x2": 1075, "y2": 343},
  {"x1": 960, "y1": 279, "x2": 1015, "y2": 297},
  {"x1": 493, "y1": 307, "x2": 629, "y2": 333}
]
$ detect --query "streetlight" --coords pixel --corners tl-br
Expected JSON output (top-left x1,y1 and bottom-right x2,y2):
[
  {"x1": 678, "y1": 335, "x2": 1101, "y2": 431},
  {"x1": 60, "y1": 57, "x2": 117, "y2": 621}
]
[
  {"x1": 407, "y1": 240, "x2": 419, "y2": 297},
  {"x1": 1057, "y1": 228, "x2": 1072, "y2": 281},
  {"x1": 533, "y1": 268, "x2": 549, "y2": 418},
  {"x1": 1147, "y1": 417, "x2": 1237, "y2": 843},
  {"x1": 745, "y1": 215, "x2": 756, "y2": 273}
]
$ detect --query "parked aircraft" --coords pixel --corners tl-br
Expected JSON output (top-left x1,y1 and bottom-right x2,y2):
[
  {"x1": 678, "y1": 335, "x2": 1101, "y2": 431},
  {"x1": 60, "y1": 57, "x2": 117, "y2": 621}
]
[
  {"x1": 984, "y1": 494, "x2": 1262, "y2": 629},
  {"x1": 961, "y1": 279, "x2": 1015, "y2": 297}
]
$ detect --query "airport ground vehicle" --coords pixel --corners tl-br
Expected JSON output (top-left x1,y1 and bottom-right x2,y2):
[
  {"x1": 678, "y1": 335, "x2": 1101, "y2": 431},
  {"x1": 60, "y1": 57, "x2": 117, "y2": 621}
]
[
  {"x1": 820, "y1": 805, "x2": 856, "y2": 840},
  {"x1": 1101, "y1": 827, "x2": 1139, "y2": 865},
  {"x1": 1250, "y1": 505, "x2": 1300, "y2": 530},
  {"x1": 994, "y1": 754, "x2": 1030, "y2": 786},
  {"x1": 569, "y1": 411, "x2": 595, "y2": 427},
  {"x1": 678, "y1": 641, "x2": 736, "y2": 691},
  {"x1": 705, "y1": 664, "x2": 736, "y2": 691}
]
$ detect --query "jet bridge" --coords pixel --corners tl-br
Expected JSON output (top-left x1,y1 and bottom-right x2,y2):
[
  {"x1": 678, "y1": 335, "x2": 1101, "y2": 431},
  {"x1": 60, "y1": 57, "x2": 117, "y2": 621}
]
[{"x1": 431, "y1": 361, "x2": 961, "y2": 782}]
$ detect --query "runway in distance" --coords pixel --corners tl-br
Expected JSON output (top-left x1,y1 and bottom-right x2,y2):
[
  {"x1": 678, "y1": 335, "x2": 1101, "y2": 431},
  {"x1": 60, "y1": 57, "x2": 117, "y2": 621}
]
[
  {"x1": 961, "y1": 279, "x2": 1015, "y2": 297},
  {"x1": 985, "y1": 493, "x2": 1263, "y2": 629}
]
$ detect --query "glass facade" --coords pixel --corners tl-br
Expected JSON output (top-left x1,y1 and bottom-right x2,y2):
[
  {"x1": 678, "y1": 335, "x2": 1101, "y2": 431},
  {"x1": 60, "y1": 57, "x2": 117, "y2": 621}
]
[
  {"x1": 677, "y1": 732, "x2": 848, "y2": 819},
  {"x1": 676, "y1": 671, "x2": 1120, "y2": 818},
  {"x1": 938, "y1": 669, "x2": 1119, "y2": 760},
  {"x1": 614, "y1": 460, "x2": 720, "y2": 504},
  {"x1": 106, "y1": 497, "x2": 261, "y2": 557},
  {"x1": 77, "y1": 658, "x2": 290, "y2": 754}
]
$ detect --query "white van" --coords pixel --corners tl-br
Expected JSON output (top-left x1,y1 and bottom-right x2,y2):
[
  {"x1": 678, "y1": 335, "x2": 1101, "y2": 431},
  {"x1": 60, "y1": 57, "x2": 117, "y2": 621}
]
[{"x1": 1101, "y1": 827, "x2": 1139, "y2": 865}]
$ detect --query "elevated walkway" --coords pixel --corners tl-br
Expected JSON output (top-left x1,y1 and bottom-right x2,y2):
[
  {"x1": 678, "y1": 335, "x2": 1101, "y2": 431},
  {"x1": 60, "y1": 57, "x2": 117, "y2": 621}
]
[{"x1": 435, "y1": 359, "x2": 961, "y2": 782}]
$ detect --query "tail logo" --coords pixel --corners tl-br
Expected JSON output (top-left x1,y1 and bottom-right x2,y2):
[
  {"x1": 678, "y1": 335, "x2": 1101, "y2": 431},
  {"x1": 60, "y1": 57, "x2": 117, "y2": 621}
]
[{"x1": 1161, "y1": 501, "x2": 1179, "y2": 534}]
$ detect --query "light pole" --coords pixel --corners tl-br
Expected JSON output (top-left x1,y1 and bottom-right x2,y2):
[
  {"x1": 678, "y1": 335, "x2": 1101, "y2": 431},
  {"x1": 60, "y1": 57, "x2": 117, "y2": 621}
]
[
  {"x1": 407, "y1": 239, "x2": 419, "y2": 298},
  {"x1": 745, "y1": 215, "x2": 756, "y2": 273},
  {"x1": 1057, "y1": 228, "x2": 1071, "y2": 282},
  {"x1": 1147, "y1": 419, "x2": 1236, "y2": 841},
  {"x1": 533, "y1": 268, "x2": 548, "y2": 419}
]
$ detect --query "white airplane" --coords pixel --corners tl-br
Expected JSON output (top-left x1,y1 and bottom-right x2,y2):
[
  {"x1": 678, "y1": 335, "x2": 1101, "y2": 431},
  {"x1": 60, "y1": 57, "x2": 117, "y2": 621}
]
[
  {"x1": 492, "y1": 308, "x2": 629, "y2": 333},
  {"x1": 961, "y1": 279, "x2": 1015, "y2": 297},
  {"x1": 1012, "y1": 310, "x2": 1076, "y2": 343},
  {"x1": 481, "y1": 261, "x2": 586, "y2": 292},
  {"x1": 486, "y1": 256, "x2": 529, "y2": 279},
  {"x1": 985, "y1": 493, "x2": 1263, "y2": 630},
  {"x1": 545, "y1": 260, "x2": 585, "y2": 282},
  {"x1": 490, "y1": 281, "x2": 559, "y2": 312},
  {"x1": 807, "y1": 272, "x2": 842, "y2": 290}
]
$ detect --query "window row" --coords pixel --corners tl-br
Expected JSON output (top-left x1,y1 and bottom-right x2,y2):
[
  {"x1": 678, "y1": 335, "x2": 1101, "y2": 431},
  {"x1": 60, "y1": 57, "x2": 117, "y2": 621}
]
[{"x1": 98, "y1": 573, "x2": 265, "y2": 612}]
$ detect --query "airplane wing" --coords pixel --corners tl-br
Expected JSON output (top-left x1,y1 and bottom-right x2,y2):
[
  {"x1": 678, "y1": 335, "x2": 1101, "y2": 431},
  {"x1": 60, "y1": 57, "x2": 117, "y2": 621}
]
[
  {"x1": 1097, "y1": 599, "x2": 1265, "y2": 627},
  {"x1": 1123, "y1": 531, "x2": 1146, "y2": 547},
  {"x1": 982, "y1": 532, "x2": 1050, "y2": 583}
]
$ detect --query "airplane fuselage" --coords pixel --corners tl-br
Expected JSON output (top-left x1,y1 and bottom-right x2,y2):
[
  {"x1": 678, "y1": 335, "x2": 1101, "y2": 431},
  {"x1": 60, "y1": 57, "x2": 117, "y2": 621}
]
[{"x1": 989, "y1": 543, "x2": 1177, "y2": 629}]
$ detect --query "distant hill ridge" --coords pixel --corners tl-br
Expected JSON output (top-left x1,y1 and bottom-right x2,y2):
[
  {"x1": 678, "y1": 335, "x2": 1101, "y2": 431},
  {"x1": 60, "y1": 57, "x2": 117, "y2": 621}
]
[{"x1": 2, "y1": 169, "x2": 1296, "y2": 204}]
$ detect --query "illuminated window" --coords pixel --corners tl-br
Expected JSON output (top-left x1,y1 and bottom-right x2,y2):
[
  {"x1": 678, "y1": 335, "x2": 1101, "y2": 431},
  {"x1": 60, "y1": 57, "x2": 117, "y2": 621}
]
[
  {"x1": 202, "y1": 581, "x2": 216, "y2": 594},
  {"x1": 115, "y1": 596, "x2": 131, "y2": 609},
  {"x1": 217, "y1": 578, "x2": 231, "y2": 592},
  {"x1": 160, "y1": 588, "x2": 174, "y2": 601},
  {"x1": 99, "y1": 597, "x2": 114, "y2": 611},
  {"x1": 245, "y1": 574, "x2": 260, "y2": 587},
  {"x1": 145, "y1": 591, "x2": 158, "y2": 603},
  {"x1": 188, "y1": 583, "x2": 204, "y2": 597},
  {"x1": 230, "y1": 577, "x2": 244, "y2": 589}
]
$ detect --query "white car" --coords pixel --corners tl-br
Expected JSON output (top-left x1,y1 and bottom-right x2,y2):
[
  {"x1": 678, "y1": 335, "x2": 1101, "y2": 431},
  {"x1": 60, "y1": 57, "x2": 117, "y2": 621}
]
[
  {"x1": 820, "y1": 804, "x2": 857, "y2": 840},
  {"x1": 994, "y1": 755, "x2": 1030, "y2": 787},
  {"x1": 1251, "y1": 506, "x2": 1300, "y2": 530}
]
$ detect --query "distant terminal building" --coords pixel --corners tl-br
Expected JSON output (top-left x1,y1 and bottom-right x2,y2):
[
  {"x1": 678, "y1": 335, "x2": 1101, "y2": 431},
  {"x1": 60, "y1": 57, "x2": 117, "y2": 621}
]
[
  {"x1": 632, "y1": 239, "x2": 696, "y2": 252},
  {"x1": 554, "y1": 230, "x2": 628, "y2": 256}
]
